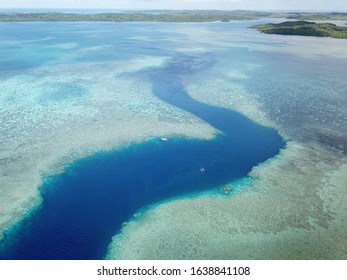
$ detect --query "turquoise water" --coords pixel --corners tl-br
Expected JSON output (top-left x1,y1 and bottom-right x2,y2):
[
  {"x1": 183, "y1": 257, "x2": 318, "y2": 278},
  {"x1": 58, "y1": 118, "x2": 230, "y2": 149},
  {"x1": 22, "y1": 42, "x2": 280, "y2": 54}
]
[{"x1": 0, "y1": 22, "x2": 285, "y2": 259}]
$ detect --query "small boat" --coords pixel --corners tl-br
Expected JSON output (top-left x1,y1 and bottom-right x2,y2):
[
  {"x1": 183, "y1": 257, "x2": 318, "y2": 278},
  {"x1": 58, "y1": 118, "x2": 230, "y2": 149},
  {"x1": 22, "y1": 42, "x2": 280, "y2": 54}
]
[
  {"x1": 200, "y1": 167, "x2": 205, "y2": 173},
  {"x1": 160, "y1": 137, "x2": 168, "y2": 141}
]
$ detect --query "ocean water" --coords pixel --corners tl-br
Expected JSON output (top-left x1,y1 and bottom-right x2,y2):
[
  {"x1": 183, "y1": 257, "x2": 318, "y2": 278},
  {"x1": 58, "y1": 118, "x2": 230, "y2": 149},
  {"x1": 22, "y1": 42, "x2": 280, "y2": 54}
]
[{"x1": 0, "y1": 21, "x2": 285, "y2": 259}]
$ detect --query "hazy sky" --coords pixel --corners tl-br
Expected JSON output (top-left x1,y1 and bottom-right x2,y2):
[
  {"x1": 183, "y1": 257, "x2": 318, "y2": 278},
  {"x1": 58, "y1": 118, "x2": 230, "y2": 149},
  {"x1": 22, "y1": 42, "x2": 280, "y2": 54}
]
[{"x1": 0, "y1": 0, "x2": 346, "y2": 11}]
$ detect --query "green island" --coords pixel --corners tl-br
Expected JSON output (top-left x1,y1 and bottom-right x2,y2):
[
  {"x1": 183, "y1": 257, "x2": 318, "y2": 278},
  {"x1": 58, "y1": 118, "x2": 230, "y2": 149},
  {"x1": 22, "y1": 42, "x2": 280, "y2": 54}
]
[
  {"x1": 1, "y1": 10, "x2": 347, "y2": 22},
  {"x1": 286, "y1": 12, "x2": 347, "y2": 21},
  {"x1": 252, "y1": 21, "x2": 347, "y2": 39},
  {"x1": 0, "y1": 10, "x2": 271, "y2": 22}
]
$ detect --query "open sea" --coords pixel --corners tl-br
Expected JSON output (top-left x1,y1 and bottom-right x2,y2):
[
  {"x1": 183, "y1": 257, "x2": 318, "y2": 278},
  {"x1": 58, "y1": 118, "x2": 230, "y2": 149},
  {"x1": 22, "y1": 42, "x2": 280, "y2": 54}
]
[{"x1": 0, "y1": 21, "x2": 286, "y2": 259}]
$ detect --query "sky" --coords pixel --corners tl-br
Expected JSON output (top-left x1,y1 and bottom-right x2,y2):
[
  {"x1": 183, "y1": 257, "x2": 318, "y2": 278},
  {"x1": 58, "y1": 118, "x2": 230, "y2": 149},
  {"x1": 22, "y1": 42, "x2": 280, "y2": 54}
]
[{"x1": 0, "y1": 0, "x2": 346, "y2": 11}]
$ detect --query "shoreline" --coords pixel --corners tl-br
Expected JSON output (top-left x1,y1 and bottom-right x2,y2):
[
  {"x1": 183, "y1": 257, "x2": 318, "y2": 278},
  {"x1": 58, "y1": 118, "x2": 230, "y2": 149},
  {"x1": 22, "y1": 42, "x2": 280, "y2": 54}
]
[{"x1": 1, "y1": 11, "x2": 347, "y2": 22}]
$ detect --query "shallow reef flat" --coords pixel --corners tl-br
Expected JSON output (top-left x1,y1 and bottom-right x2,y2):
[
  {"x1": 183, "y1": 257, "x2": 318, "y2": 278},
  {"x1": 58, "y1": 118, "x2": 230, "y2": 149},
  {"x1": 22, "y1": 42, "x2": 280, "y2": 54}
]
[
  {"x1": 1, "y1": 20, "x2": 346, "y2": 259},
  {"x1": 0, "y1": 52, "x2": 217, "y2": 240},
  {"x1": 162, "y1": 20, "x2": 347, "y2": 59},
  {"x1": 106, "y1": 27, "x2": 347, "y2": 259},
  {"x1": 107, "y1": 141, "x2": 346, "y2": 259}
]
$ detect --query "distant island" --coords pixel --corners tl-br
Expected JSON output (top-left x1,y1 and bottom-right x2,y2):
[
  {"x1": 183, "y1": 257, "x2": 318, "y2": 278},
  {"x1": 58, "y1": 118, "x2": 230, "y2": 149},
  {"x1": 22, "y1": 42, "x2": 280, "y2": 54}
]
[
  {"x1": 0, "y1": 10, "x2": 271, "y2": 22},
  {"x1": 251, "y1": 21, "x2": 347, "y2": 39},
  {"x1": 0, "y1": 10, "x2": 347, "y2": 22}
]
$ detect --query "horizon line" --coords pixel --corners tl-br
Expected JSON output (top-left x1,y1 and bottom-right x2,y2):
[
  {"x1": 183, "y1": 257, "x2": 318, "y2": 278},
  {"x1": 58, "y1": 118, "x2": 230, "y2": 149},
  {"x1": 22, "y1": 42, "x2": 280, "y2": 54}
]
[{"x1": 1, "y1": 8, "x2": 347, "y2": 12}]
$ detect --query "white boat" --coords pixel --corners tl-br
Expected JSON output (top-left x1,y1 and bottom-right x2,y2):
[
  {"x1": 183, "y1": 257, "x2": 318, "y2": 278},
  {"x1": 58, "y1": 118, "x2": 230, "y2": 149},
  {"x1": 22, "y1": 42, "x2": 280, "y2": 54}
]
[{"x1": 161, "y1": 137, "x2": 168, "y2": 141}]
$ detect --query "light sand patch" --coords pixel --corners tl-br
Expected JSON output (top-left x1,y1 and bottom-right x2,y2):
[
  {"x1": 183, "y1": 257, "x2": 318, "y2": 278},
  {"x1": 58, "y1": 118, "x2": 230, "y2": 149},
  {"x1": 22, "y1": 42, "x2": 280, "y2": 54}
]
[{"x1": 50, "y1": 42, "x2": 78, "y2": 49}]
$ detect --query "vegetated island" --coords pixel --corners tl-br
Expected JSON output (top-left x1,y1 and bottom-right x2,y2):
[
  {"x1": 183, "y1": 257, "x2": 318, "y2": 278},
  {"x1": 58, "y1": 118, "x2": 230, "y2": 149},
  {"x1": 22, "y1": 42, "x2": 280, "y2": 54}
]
[
  {"x1": 0, "y1": 10, "x2": 272, "y2": 22},
  {"x1": 251, "y1": 21, "x2": 347, "y2": 39},
  {"x1": 1, "y1": 10, "x2": 347, "y2": 22}
]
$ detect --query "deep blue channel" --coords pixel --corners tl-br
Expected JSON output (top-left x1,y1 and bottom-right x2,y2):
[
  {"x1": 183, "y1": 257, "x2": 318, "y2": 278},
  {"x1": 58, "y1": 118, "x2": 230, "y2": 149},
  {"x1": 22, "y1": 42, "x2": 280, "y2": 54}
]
[{"x1": 0, "y1": 53, "x2": 285, "y2": 259}]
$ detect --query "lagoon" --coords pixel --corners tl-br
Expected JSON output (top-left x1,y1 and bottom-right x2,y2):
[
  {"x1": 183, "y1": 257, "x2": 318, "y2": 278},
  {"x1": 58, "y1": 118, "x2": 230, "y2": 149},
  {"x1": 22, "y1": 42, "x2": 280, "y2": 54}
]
[{"x1": 1, "y1": 20, "x2": 346, "y2": 259}]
